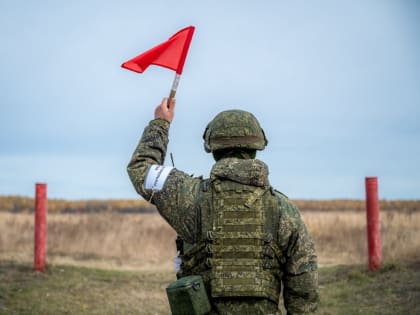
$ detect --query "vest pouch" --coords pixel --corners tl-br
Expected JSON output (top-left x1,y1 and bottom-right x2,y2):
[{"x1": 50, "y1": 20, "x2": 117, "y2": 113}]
[{"x1": 166, "y1": 275, "x2": 211, "y2": 315}]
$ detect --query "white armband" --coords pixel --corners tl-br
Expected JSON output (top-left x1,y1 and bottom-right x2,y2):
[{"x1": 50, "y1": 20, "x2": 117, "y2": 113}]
[{"x1": 144, "y1": 165, "x2": 174, "y2": 191}]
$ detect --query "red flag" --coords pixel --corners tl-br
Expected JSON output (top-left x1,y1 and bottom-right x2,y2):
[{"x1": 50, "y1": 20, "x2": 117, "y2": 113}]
[{"x1": 121, "y1": 26, "x2": 195, "y2": 75}]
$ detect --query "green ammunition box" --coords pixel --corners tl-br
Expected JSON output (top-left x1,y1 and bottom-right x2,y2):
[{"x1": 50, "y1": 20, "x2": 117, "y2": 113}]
[{"x1": 166, "y1": 275, "x2": 211, "y2": 315}]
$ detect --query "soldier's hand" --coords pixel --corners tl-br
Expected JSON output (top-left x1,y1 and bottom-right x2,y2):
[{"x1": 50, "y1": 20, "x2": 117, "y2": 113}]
[{"x1": 154, "y1": 97, "x2": 175, "y2": 123}]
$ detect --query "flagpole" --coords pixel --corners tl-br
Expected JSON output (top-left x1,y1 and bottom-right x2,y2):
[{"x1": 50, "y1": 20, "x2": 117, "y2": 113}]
[{"x1": 168, "y1": 73, "x2": 181, "y2": 106}]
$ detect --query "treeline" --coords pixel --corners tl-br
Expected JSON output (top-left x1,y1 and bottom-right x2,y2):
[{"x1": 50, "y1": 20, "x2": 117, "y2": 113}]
[
  {"x1": 0, "y1": 196, "x2": 156, "y2": 214},
  {"x1": 0, "y1": 195, "x2": 419, "y2": 214},
  {"x1": 294, "y1": 199, "x2": 420, "y2": 213}
]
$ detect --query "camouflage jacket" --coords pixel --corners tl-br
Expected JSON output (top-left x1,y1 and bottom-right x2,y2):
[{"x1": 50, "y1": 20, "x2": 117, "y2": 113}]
[{"x1": 127, "y1": 119, "x2": 319, "y2": 314}]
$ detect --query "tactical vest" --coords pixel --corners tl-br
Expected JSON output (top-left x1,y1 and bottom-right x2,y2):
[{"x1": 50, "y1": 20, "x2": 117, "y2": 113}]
[{"x1": 179, "y1": 177, "x2": 285, "y2": 303}]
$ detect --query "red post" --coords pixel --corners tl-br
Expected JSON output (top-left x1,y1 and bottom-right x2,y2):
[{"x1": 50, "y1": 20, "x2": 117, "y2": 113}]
[
  {"x1": 365, "y1": 177, "x2": 382, "y2": 271},
  {"x1": 34, "y1": 183, "x2": 47, "y2": 272}
]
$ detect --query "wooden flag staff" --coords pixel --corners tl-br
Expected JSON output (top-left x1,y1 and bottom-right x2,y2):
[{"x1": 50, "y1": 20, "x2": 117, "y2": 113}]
[{"x1": 168, "y1": 73, "x2": 181, "y2": 105}]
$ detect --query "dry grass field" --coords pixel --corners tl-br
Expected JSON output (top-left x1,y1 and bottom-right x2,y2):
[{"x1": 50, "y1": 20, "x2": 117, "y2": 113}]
[
  {"x1": 302, "y1": 210, "x2": 420, "y2": 265},
  {"x1": 0, "y1": 213, "x2": 177, "y2": 270},
  {"x1": 1, "y1": 201, "x2": 420, "y2": 314},
  {"x1": 1, "y1": 206, "x2": 419, "y2": 269}
]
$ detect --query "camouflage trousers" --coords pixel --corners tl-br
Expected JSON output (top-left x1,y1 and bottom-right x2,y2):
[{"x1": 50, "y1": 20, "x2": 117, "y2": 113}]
[{"x1": 209, "y1": 297, "x2": 280, "y2": 315}]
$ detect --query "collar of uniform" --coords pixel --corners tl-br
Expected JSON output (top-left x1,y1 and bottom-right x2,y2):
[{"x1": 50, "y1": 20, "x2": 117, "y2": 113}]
[{"x1": 210, "y1": 158, "x2": 270, "y2": 187}]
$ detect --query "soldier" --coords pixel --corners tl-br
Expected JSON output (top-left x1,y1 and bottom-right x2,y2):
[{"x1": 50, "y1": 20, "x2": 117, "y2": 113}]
[{"x1": 128, "y1": 98, "x2": 319, "y2": 315}]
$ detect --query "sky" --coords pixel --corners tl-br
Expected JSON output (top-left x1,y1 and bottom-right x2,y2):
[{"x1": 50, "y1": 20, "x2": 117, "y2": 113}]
[{"x1": 0, "y1": 0, "x2": 419, "y2": 200}]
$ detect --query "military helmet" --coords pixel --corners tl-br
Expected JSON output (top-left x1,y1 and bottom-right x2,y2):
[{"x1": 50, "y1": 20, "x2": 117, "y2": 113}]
[{"x1": 203, "y1": 110, "x2": 268, "y2": 153}]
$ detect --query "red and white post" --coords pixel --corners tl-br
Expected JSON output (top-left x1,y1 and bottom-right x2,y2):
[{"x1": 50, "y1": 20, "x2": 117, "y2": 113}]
[
  {"x1": 34, "y1": 183, "x2": 47, "y2": 272},
  {"x1": 365, "y1": 177, "x2": 382, "y2": 271}
]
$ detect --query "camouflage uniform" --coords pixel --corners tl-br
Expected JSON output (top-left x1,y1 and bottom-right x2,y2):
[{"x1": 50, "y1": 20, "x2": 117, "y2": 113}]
[{"x1": 128, "y1": 116, "x2": 318, "y2": 315}]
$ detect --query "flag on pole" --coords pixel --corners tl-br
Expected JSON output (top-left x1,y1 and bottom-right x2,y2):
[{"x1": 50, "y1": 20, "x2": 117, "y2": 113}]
[{"x1": 121, "y1": 26, "x2": 195, "y2": 75}]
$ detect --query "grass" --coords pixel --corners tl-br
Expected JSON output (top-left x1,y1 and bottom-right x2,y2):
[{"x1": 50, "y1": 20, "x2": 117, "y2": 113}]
[
  {"x1": 1, "y1": 260, "x2": 419, "y2": 315},
  {"x1": 0, "y1": 213, "x2": 177, "y2": 270},
  {"x1": 317, "y1": 262, "x2": 420, "y2": 315},
  {"x1": 0, "y1": 260, "x2": 175, "y2": 315},
  {"x1": 2, "y1": 210, "x2": 419, "y2": 268},
  {"x1": 1, "y1": 206, "x2": 419, "y2": 314},
  {"x1": 302, "y1": 210, "x2": 420, "y2": 265}
]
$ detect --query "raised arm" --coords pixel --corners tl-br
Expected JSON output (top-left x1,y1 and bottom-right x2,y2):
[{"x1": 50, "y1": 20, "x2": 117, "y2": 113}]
[
  {"x1": 127, "y1": 98, "x2": 200, "y2": 243},
  {"x1": 127, "y1": 98, "x2": 175, "y2": 200}
]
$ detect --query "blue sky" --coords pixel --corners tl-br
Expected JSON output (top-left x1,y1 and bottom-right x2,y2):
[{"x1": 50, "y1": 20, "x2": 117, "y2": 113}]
[{"x1": 1, "y1": 0, "x2": 419, "y2": 200}]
